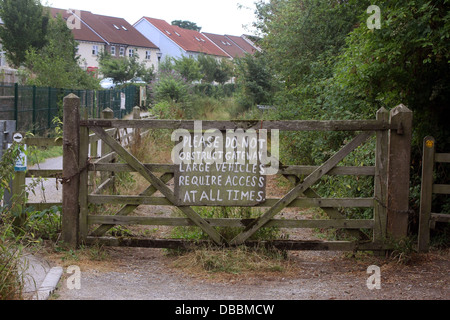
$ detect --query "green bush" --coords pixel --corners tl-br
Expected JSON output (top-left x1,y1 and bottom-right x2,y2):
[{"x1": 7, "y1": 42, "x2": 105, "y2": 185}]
[{"x1": 151, "y1": 71, "x2": 191, "y2": 104}]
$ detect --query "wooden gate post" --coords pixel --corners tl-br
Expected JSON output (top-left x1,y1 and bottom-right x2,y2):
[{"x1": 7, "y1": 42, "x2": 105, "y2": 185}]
[
  {"x1": 132, "y1": 106, "x2": 141, "y2": 154},
  {"x1": 374, "y1": 107, "x2": 389, "y2": 244},
  {"x1": 62, "y1": 94, "x2": 81, "y2": 248},
  {"x1": 387, "y1": 104, "x2": 413, "y2": 239},
  {"x1": 101, "y1": 108, "x2": 114, "y2": 184},
  {"x1": 418, "y1": 136, "x2": 435, "y2": 252}
]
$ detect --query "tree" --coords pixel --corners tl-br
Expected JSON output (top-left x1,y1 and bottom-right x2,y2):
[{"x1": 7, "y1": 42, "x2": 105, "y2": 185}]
[
  {"x1": 172, "y1": 55, "x2": 202, "y2": 82},
  {"x1": 98, "y1": 50, "x2": 154, "y2": 84},
  {"x1": 254, "y1": 0, "x2": 368, "y2": 92},
  {"x1": 171, "y1": 20, "x2": 201, "y2": 31},
  {"x1": 197, "y1": 54, "x2": 234, "y2": 84},
  {"x1": 214, "y1": 59, "x2": 234, "y2": 85},
  {"x1": 234, "y1": 52, "x2": 279, "y2": 108},
  {"x1": 328, "y1": 0, "x2": 450, "y2": 216},
  {"x1": 25, "y1": 14, "x2": 99, "y2": 89},
  {"x1": 0, "y1": 0, "x2": 49, "y2": 67},
  {"x1": 255, "y1": 0, "x2": 450, "y2": 221}
]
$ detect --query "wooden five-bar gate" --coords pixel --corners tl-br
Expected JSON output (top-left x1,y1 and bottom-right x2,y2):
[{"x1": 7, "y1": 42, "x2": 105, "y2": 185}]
[{"x1": 61, "y1": 94, "x2": 414, "y2": 251}]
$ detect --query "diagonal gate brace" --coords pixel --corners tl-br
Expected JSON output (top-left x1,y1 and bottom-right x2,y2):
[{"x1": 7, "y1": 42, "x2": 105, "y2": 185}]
[
  {"x1": 89, "y1": 126, "x2": 226, "y2": 245},
  {"x1": 90, "y1": 172, "x2": 174, "y2": 237},
  {"x1": 231, "y1": 131, "x2": 375, "y2": 245}
]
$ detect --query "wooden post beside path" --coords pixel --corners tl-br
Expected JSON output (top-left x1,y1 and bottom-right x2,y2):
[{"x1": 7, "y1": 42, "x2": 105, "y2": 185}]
[
  {"x1": 62, "y1": 94, "x2": 81, "y2": 248},
  {"x1": 386, "y1": 104, "x2": 413, "y2": 239}
]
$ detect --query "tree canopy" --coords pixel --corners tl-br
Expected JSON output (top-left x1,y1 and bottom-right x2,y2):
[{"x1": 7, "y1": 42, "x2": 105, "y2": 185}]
[
  {"x1": 251, "y1": 0, "x2": 450, "y2": 219},
  {"x1": 25, "y1": 13, "x2": 99, "y2": 89},
  {"x1": 171, "y1": 20, "x2": 201, "y2": 31},
  {"x1": 98, "y1": 50, "x2": 154, "y2": 84},
  {"x1": 0, "y1": 0, "x2": 49, "y2": 67}
]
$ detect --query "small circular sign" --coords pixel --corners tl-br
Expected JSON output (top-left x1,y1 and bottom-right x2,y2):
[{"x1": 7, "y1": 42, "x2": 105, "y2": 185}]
[
  {"x1": 13, "y1": 132, "x2": 24, "y2": 143},
  {"x1": 425, "y1": 140, "x2": 434, "y2": 149}
]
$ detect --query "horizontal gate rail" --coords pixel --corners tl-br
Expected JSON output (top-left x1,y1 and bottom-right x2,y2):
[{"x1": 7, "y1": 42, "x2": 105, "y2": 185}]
[
  {"x1": 87, "y1": 195, "x2": 375, "y2": 208},
  {"x1": 88, "y1": 216, "x2": 375, "y2": 229},
  {"x1": 88, "y1": 163, "x2": 376, "y2": 176},
  {"x1": 81, "y1": 119, "x2": 394, "y2": 131},
  {"x1": 85, "y1": 237, "x2": 386, "y2": 252}
]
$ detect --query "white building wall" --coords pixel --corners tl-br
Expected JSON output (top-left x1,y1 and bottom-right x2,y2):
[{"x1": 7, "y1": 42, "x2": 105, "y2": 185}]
[
  {"x1": 76, "y1": 41, "x2": 105, "y2": 69},
  {"x1": 132, "y1": 47, "x2": 160, "y2": 71},
  {"x1": 134, "y1": 19, "x2": 185, "y2": 62}
]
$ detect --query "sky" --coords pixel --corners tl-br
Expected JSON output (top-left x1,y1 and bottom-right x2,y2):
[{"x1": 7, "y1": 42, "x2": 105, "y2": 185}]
[{"x1": 45, "y1": 0, "x2": 260, "y2": 36}]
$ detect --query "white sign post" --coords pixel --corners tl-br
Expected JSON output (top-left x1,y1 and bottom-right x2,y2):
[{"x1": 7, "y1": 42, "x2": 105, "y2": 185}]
[{"x1": 9, "y1": 132, "x2": 27, "y2": 172}]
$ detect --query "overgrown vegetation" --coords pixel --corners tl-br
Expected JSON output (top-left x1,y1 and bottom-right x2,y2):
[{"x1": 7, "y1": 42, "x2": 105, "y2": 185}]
[
  {"x1": 0, "y1": 142, "x2": 26, "y2": 300},
  {"x1": 171, "y1": 245, "x2": 289, "y2": 275},
  {"x1": 249, "y1": 0, "x2": 450, "y2": 243}
]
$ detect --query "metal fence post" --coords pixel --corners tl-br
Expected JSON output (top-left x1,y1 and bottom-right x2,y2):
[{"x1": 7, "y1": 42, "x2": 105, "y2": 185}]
[
  {"x1": 14, "y1": 83, "x2": 18, "y2": 123},
  {"x1": 32, "y1": 85, "x2": 37, "y2": 134}
]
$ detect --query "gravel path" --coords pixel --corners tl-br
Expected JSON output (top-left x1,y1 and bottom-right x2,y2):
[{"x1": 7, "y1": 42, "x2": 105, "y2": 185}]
[
  {"x1": 27, "y1": 156, "x2": 63, "y2": 204},
  {"x1": 52, "y1": 246, "x2": 449, "y2": 300}
]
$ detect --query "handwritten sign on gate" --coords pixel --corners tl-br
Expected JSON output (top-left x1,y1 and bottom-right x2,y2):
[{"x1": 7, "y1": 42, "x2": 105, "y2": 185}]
[{"x1": 172, "y1": 121, "x2": 279, "y2": 207}]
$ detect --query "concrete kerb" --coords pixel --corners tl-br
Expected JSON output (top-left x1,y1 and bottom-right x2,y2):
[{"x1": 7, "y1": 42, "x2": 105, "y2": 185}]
[
  {"x1": 22, "y1": 254, "x2": 63, "y2": 300},
  {"x1": 33, "y1": 266, "x2": 64, "y2": 300}
]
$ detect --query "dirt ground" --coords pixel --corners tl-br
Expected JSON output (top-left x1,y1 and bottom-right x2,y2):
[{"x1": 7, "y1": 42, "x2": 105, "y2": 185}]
[
  {"x1": 46, "y1": 243, "x2": 449, "y2": 301},
  {"x1": 44, "y1": 175, "x2": 449, "y2": 301}
]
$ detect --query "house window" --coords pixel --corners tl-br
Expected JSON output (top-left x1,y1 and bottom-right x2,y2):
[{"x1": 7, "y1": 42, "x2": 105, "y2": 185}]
[
  {"x1": 145, "y1": 51, "x2": 151, "y2": 60},
  {"x1": 111, "y1": 46, "x2": 116, "y2": 56},
  {"x1": 119, "y1": 47, "x2": 125, "y2": 57},
  {"x1": 129, "y1": 49, "x2": 134, "y2": 57},
  {"x1": 121, "y1": 25, "x2": 128, "y2": 31},
  {"x1": 92, "y1": 45, "x2": 99, "y2": 55},
  {"x1": 113, "y1": 24, "x2": 120, "y2": 30}
]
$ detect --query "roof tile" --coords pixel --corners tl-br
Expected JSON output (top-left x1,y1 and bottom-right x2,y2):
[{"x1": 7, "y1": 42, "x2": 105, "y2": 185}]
[{"x1": 143, "y1": 17, "x2": 228, "y2": 57}]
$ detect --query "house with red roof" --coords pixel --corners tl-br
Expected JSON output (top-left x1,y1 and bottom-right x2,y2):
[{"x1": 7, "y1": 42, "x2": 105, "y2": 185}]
[
  {"x1": 201, "y1": 32, "x2": 247, "y2": 59},
  {"x1": 49, "y1": 8, "x2": 160, "y2": 74},
  {"x1": 134, "y1": 17, "x2": 230, "y2": 62}
]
